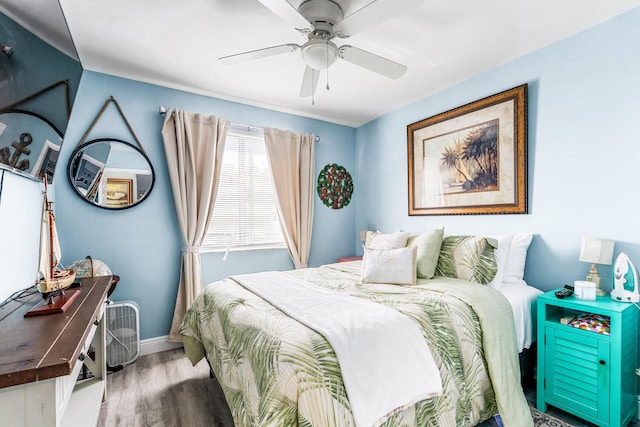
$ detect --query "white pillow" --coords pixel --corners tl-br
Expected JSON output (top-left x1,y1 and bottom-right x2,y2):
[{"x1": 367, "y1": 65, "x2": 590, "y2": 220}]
[
  {"x1": 366, "y1": 231, "x2": 410, "y2": 249},
  {"x1": 485, "y1": 234, "x2": 514, "y2": 290},
  {"x1": 361, "y1": 246, "x2": 417, "y2": 286},
  {"x1": 502, "y1": 233, "x2": 532, "y2": 284}
]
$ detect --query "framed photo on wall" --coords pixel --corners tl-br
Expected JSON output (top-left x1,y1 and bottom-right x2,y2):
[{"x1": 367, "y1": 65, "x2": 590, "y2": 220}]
[
  {"x1": 407, "y1": 84, "x2": 527, "y2": 215},
  {"x1": 105, "y1": 178, "x2": 133, "y2": 208}
]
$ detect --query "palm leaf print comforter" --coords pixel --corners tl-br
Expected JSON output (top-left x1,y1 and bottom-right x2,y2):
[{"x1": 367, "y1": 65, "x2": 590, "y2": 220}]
[{"x1": 180, "y1": 261, "x2": 533, "y2": 427}]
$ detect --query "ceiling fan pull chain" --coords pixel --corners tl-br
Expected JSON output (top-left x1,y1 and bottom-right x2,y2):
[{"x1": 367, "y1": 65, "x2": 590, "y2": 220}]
[{"x1": 325, "y1": 40, "x2": 330, "y2": 91}]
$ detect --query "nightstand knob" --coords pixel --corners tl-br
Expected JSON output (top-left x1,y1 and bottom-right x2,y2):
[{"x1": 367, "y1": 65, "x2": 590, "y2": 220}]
[{"x1": 599, "y1": 360, "x2": 606, "y2": 365}]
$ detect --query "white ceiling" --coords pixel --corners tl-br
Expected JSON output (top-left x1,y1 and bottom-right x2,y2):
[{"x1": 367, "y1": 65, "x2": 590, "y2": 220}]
[{"x1": 3, "y1": 0, "x2": 640, "y2": 127}]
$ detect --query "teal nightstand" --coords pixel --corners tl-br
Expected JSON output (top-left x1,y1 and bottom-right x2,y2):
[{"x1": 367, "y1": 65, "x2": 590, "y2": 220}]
[{"x1": 537, "y1": 289, "x2": 638, "y2": 426}]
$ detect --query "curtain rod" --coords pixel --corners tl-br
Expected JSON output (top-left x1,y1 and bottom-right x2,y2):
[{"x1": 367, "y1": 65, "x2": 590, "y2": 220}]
[{"x1": 159, "y1": 105, "x2": 320, "y2": 142}]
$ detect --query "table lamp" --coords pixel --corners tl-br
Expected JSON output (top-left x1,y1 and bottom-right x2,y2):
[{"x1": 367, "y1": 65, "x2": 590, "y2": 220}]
[{"x1": 578, "y1": 237, "x2": 614, "y2": 296}]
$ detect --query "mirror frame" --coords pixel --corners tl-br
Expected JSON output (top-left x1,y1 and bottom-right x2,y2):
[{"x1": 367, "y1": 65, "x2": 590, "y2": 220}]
[{"x1": 67, "y1": 138, "x2": 155, "y2": 210}]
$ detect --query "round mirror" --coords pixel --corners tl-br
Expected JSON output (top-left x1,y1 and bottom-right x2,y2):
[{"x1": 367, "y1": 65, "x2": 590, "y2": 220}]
[{"x1": 67, "y1": 138, "x2": 155, "y2": 210}]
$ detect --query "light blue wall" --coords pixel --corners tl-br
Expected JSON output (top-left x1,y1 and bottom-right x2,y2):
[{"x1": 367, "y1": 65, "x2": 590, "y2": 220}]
[
  {"x1": 355, "y1": 7, "x2": 640, "y2": 293},
  {"x1": 54, "y1": 71, "x2": 356, "y2": 340}
]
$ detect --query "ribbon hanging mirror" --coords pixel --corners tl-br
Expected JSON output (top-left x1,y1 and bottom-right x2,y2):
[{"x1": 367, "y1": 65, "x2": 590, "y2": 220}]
[{"x1": 67, "y1": 97, "x2": 155, "y2": 210}]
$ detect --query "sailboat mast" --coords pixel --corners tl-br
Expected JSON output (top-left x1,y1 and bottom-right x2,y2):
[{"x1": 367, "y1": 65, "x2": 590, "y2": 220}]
[
  {"x1": 42, "y1": 177, "x2": 55, "y2": 278},
  {"x1": 47, "y1": 206, "x2": 54, "y2": 278}
]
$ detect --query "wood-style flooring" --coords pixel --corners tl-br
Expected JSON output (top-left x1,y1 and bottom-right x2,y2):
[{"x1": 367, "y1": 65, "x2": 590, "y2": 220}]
[
  {"x1": 98, "y1": 348, "x2": 233, "y2": 427},
  {"x1": 98, "y1": 348, "x2": 638, "y2": 427}
]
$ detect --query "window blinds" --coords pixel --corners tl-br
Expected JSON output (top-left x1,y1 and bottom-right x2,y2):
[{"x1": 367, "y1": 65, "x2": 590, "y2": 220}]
[{"x1": 203, "y1": 127, "x2": 284, "y2": 251}]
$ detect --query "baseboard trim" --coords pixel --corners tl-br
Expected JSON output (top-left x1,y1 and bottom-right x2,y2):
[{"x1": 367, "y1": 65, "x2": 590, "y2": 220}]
[{"x1": 140, "y1": 335, "x2": 183, "y2": 356}]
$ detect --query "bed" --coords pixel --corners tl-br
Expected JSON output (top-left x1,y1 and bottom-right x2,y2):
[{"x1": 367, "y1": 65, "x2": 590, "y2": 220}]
[{"x1": 180, "y1": 232, "x2": 539, "y2": 427}]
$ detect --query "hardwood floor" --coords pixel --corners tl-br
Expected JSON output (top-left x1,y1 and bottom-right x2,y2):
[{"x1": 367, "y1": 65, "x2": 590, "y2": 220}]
[
  {"x1": 99, "y1": 348, "x2": 639, "y2": 427},
  {"x1": 98, "y1": 348, "x2": 233, "y2": 427}
]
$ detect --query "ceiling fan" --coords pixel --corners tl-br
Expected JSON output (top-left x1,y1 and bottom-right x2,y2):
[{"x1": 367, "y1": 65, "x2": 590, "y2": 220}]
[{"x1": 219, "y1": 0, "x2": 423, "y2": 97}]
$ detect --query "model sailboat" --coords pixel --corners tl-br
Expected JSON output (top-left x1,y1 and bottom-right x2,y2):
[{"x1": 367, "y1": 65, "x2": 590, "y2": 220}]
[{"x1": 25, "y1": 179, "x2": 78, "y2": 317}]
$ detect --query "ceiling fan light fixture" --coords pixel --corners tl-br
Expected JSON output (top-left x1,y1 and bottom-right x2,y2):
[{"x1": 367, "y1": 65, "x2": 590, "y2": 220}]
[{"x1": 302, "y1": 39, "x2": 338, "y2": 70}]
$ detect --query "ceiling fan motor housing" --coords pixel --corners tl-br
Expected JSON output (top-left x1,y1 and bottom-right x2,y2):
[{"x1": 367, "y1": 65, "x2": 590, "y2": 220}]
[{"x1": 299, "y1": 0, "x2": 344, "y2": 33}]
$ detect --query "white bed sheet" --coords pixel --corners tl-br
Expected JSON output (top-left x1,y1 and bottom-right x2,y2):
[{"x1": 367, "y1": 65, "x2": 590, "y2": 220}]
[{"x1": 497, "y1": 281, "x2": 543, "y2": 352}]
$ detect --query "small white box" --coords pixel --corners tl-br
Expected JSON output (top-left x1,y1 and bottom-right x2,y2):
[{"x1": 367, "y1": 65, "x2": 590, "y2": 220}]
[{"x1": 574, "y1": 280, "x2": 596, "y2": 300}]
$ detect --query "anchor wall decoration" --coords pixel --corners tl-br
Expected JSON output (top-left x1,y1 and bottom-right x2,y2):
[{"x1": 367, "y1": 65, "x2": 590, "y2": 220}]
[{"x1": 0, "y1": 132, "x2": 32, "y2": 170}]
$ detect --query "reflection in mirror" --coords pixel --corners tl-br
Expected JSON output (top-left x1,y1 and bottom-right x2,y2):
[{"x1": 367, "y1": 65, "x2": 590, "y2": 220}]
[
  {"x1": 68, "y1": 139, "x2": 155, "y2": 210},
  {"x1": 0, "y1": 110, "x2": 63, "y2": 183},
  {"x1": 0, "y1": 7, "x2": 82, "y2": 182}
]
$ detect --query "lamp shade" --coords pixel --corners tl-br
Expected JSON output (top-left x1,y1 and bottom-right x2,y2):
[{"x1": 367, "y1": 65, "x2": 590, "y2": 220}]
[{"x1": 579, "y1": 237, "x2": 614, "y2": 265}]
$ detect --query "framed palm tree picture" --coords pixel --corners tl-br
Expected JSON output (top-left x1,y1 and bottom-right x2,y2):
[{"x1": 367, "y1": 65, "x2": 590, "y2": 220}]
[{"x1": 407, "y1": 84, "x2": 527, "y2": 215}]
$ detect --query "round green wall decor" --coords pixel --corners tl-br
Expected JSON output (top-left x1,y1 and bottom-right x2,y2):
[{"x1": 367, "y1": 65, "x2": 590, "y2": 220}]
[{"x1": 317, "y1": 163, "x2": 353, "y2": 209}]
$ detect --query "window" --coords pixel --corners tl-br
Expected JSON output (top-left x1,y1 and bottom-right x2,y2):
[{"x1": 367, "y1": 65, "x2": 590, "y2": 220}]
[{"x1": 203, "y1": 126, "x2": 285, "y2": 251}]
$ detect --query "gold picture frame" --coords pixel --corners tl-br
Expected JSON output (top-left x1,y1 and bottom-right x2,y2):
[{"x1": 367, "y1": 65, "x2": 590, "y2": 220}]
[
  {"x1": 105, "y1": 178, "x2": 133, "y2": 208},
  {"x1": 407, "y1": 84, "x2": 527, "y2": 215}
]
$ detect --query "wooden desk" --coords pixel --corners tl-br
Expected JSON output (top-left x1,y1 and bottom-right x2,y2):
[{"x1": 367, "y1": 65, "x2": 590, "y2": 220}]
[{"x1": 0, "y1": 276, "x2": 111, "y2": 427}]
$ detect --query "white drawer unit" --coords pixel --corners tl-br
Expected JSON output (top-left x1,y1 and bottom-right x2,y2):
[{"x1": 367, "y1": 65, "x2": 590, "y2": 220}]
[{"x1": 0, "y1": 276, "x2": 111, "y2": 427}]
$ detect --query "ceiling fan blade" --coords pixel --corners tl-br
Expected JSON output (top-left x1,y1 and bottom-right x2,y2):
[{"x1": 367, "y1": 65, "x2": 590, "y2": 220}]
[
  {"x1": 299, "y1": 65, "x2": 320, "y2": 97},
  {"x1": 335, "y1": 0, "x2": 424, "y2": 37},
  {"x1": 338, "y1": 45, "x2": 407, "y2": 79},
  {"x1": 256, "y1": 0, "x2": 310, "y2": 29},
  {"x1": 219, "y1": 43, "x2": 299, "y2": 64}
]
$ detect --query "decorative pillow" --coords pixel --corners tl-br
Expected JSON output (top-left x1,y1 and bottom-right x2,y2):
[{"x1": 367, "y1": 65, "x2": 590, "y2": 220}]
[
  {"x1": 361, "y1": 246, "x2": 417, "y2": 286},
  {"x1": 485, "y1": 234, "x2": 514, "y2": 290},
  {"x1": 434, "y1": 235, "x2": 498, "y2": 284},
  {"x1": 365, "y1": 231, "x2": 410, "y2": 249},
  {"x1": 406, "y1": 228, "x2": 444, "y2": 279},
  {"x1": 567, "y1": 313, "x2": 610, "y2": 335},
  {"x1": 502, "y1": 233, "x2": 532, "y2": 284}
]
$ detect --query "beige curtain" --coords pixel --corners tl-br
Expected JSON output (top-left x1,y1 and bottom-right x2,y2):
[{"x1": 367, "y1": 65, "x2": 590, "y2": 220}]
[
  {"x1": 263, "y1": 127, "x2": 315, "y2": 269},
  {"x1": 161, "y1": 109, "x2": 229, "y2": 341}
]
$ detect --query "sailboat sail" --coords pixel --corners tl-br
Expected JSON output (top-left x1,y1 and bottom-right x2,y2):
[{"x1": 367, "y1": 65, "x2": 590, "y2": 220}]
[
  {"x1": 454, "y1": 158, "x2": 472, "y2": 184},
  {"x1": 38, "y1": 203, "x2": 51, "y2": 284},
  {"x1": 52, "y1": 218, "x2": 62, "y2": 269}
]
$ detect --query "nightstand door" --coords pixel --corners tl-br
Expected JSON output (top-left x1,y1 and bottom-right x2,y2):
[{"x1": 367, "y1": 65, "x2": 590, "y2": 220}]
[{"x1": 545, "y1": 327, "x2": 610, "y2": 424}]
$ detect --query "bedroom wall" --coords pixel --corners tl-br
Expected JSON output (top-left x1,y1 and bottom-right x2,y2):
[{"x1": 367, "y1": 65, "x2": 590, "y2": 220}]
[
  {"x1": 354, "y1": 7, "x2": 640, "y2": 293},
  {"x1": 54, "y1": 71, "x2": 356, "y2": 340}
]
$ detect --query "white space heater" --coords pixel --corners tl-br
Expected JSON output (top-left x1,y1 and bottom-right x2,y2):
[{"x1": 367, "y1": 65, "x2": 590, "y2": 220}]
[{"x1": 105, "y1": 300, "x2": 140, "y2": 368}]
